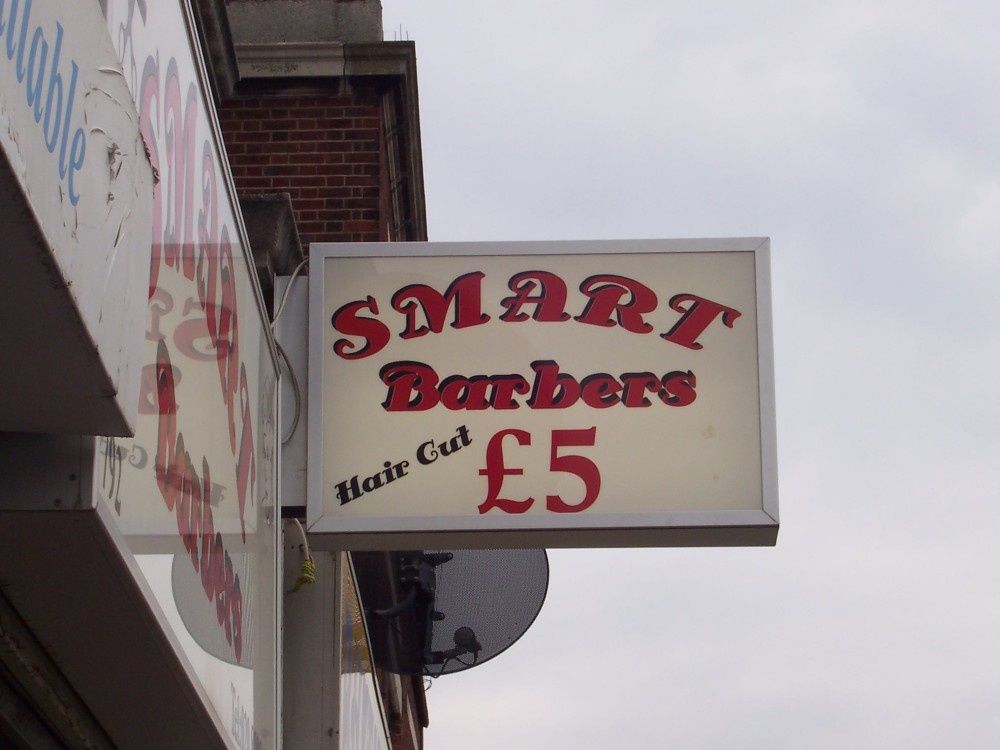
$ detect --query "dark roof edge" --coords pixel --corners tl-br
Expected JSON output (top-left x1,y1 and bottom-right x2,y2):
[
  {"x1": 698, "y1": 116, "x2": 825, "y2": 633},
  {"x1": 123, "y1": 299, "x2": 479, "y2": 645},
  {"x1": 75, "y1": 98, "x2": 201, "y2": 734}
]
[{"x1": 190, "y1": 0, "x2": 241, "y2": 103}]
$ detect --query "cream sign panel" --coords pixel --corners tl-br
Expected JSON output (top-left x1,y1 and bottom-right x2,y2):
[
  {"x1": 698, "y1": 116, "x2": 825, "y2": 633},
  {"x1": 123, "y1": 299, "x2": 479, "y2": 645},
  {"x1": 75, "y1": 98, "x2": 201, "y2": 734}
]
[{"x1": 308, "y1": 239, "x2": 778, "y2": 548}]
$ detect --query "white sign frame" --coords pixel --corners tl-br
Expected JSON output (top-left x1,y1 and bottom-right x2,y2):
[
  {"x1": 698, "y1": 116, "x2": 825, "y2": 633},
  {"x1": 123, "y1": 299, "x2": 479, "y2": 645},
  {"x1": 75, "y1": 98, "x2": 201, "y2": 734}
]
[{"x1": 308, "y1": 239, "x2": 777, "y2": 549}]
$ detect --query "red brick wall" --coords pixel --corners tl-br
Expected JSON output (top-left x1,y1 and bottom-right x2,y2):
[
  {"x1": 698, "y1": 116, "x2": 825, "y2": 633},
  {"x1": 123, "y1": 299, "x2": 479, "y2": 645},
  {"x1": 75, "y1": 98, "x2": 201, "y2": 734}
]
[{"x1": 218, "y1": 94, "x2": 385, "y2": 246}]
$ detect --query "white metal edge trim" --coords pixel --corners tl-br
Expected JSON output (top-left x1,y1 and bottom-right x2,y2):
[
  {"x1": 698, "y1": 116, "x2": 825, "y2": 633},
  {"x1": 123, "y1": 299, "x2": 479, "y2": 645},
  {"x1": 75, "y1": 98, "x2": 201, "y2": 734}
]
[
  {"x1": 310, "y1": 237, "x2": 769, "y2": 259},
  {"x1": 309, "y1": 508, "x2": 778, "y2": 536},
  {"x1": 754, "y1": 239, "x2": 780, "y2": 525},
  {"x1": 307, "y1": 257, "x2": 328, "y2": 531}
]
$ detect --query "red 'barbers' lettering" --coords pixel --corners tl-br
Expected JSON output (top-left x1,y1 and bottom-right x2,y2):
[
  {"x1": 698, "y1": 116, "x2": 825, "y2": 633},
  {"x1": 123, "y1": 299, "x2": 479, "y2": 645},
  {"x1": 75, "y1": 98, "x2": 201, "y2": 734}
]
[
  {"x1": 380, "y1": 360, "x2": 441, "y2": 411},
  {"x1": 619, "y1": 372, "x2": 667, "y2": 407},
  {"x1": 379, "y1": 360, "x2": 696, "y2": 412},
  {"x1": 439, "y1": 374, "x2": 498, "y2": 411},
  {"x1": 527, "y1": 360, "x2": 581, "y2": 409},
  {"x1": 578, "y1": 373, "x2": 623, "y2": 408},
  {"x1": 660, "y1": 370, "x2": 697, "y2": 406}
]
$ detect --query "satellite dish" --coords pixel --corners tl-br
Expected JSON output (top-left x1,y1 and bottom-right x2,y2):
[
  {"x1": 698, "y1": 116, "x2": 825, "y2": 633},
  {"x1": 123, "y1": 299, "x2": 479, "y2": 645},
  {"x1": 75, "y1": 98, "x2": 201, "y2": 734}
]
[{"x1": 362, "y1": 549, "x2": 548, "y2": 677}]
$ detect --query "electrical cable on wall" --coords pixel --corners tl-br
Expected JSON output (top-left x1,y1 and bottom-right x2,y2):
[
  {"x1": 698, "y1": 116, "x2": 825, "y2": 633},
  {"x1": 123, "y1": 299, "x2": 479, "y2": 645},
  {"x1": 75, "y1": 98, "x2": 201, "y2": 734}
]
[
  {"x1": 289, "y1": 518, "x2": 316, "y2": 592},
  {"x1": 276, "y1": 341, "x2": 301, "y2": 445},
  {"x1": 271, "y1": 257, "x2": 309, "y2": 332},
  {"x1": 272, "y1": 257, "x2": 309, "y2": 444}
]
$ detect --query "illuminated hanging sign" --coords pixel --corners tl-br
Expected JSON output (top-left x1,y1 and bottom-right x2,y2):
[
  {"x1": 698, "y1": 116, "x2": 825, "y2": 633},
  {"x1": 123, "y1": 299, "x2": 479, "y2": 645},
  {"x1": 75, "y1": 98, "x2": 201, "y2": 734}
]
[{"x1": 308, "y1": 239, "x2": 778, "y2": 548}]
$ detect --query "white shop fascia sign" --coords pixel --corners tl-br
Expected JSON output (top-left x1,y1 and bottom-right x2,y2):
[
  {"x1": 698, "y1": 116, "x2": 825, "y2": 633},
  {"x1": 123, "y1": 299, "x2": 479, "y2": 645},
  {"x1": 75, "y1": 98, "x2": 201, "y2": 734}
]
[
  {"x1": 308, "y1": 239, "x2": 778, "y2": 549},
  {"x1": 0, "y1": 0, "x2": 153, "y2": 435}
]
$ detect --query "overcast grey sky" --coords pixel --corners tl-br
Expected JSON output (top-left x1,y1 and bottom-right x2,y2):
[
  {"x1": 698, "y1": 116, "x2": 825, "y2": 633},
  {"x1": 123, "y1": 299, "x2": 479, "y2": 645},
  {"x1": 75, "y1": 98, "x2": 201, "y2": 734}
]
[{"x1": 380, "y1": 2, "x2": 1000, "y2": 747}]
